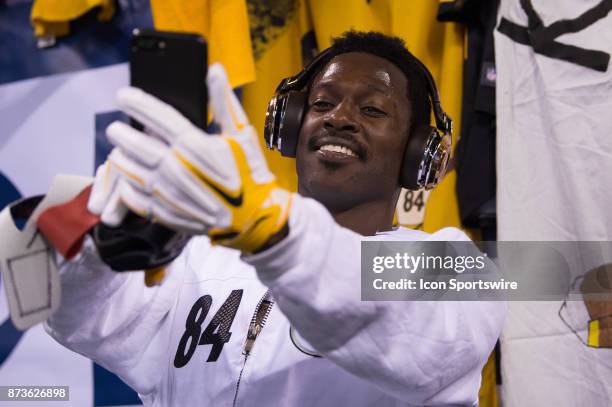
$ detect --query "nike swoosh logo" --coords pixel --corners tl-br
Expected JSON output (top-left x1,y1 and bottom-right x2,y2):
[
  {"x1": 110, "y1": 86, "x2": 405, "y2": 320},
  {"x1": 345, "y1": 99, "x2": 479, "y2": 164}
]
[
  {"x1": 205, "y1": 180, "x2": 243, "y2": 207},
  {"x1": 175, "y1": 152, "x2": 244, "y2": 207}
]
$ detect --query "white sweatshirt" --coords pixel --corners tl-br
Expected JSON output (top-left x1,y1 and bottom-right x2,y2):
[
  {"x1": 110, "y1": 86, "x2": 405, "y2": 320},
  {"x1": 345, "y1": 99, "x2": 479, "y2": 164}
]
[{"x1": 45, "y1": 195, "x2": 506, "y2": 406}]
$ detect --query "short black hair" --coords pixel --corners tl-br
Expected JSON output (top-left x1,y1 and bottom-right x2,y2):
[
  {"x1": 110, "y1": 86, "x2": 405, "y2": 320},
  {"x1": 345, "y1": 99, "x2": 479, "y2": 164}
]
[{"x1": 309, "y1": 31, "x2": 432, "y2": 134}]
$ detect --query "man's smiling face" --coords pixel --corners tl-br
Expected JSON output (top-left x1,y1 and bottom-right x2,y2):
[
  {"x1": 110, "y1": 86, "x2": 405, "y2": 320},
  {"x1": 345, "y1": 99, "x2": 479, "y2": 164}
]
[{"x1": 296, "y1": 52, "x2": 412, "y2": 213}]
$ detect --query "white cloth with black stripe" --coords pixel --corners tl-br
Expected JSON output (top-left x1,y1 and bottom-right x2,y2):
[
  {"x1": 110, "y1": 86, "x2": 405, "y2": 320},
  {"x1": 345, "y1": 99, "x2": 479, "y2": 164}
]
[{"x1": 496, "y1": 0, "x2": 612, "y2": 406}]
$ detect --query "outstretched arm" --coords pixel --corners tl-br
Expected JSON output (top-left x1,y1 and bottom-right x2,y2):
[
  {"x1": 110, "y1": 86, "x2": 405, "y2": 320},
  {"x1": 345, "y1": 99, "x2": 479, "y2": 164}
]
[{"x1": 245, "y1": 196, "x2": 506, "y2": 406}]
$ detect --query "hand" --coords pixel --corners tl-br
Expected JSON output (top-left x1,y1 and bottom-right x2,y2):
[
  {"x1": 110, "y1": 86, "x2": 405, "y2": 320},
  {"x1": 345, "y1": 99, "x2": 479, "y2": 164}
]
[{"x1": 88, "y1": 64, "x2": 292, "y2": 254}]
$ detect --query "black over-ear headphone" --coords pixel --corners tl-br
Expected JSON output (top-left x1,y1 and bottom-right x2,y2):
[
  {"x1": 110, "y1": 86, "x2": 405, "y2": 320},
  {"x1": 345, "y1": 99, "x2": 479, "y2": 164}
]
[{"x1": 263, "y1": 48, "x2": 453, "y2": 191}]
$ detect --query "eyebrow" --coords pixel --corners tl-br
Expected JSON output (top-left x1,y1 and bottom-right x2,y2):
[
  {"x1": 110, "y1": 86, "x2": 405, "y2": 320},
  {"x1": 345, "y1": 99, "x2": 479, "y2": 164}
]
[{"x1": 312, "y1": 80, "x2": 392, "y2": 96}]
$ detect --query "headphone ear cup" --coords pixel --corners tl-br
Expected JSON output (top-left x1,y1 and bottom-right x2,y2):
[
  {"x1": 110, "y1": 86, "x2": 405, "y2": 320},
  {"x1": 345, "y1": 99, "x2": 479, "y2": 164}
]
[
  {"x1": 400, "y1": 125, "x2": 451, "y2": 190},
  {"x1": 277, "y1": 90, "x2": 307, "y2": 157},
  {"x1": 401, "y1": 125, "x2": 432, "y2": 190}
]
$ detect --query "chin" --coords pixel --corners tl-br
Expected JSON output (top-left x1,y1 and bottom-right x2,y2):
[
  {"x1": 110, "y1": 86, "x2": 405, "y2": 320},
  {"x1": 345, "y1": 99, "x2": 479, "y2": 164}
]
[{"x1": 299, "y1": 176, "x2": 363, "y2": 212}]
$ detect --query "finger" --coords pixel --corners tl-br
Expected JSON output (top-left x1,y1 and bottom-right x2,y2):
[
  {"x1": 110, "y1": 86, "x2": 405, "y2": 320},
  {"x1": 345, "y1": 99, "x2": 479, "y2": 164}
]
[
  {"x1": 100, "y1": 182, "x2": 130, "y2": 226},
  {"x1": 88, "y1": 162, "x2": 114, "y2": 215},
  {"x1": 152, "y1": 173, "x2": 218, "y2": 227},
  {"x1": 108, "y1": 149, "x2": 151, "y2": 192},
  {"x1": 151, "y1": 200, "x2": 206, "y2": 234},
  {"x1": 153, "y1": 184, "x2": 214, "y2": 224},
  {"x1": 163, "y1": 153, "x2": 224, "y2": 217},
  {"x1": 226, "y1": 133, "x2": 275, "y2": 184},
  {"x1": 116, "y1": 87, "x2": 194, "y2": 144},
  {"x1": 116, "y1": 180, "x2": 152, "y2": 220},
  {"x1": 207, "y1": 63, "x2": 249, "y2": 134},
  {"x1": 106, "y1": 121, "x2": 168, "y2": 167}
]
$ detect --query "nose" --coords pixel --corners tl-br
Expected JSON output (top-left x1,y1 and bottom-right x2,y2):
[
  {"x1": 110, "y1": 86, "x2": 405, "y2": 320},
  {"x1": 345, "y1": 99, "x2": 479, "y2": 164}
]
[{"x1": 323, "y1": 102, "x2": 359, "y2": 133}]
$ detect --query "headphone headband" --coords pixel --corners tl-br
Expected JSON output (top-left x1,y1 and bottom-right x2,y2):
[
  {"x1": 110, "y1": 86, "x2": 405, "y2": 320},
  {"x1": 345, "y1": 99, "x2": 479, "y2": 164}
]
[
  {"x1": 275, "y1": 49, "x2": 334, "y2": 92},
  {"x1": 410, "y1": 57, "x2": 453, "y2": 135},
  {"x1": 277, "y1": 48, "x2": 452, "y2": 136}
]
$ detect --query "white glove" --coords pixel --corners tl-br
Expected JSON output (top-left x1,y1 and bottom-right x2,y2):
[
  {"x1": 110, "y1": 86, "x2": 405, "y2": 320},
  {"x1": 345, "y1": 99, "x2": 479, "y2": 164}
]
[{"x1": 88, "y1": 64, "x2": 292, "y2": 254}]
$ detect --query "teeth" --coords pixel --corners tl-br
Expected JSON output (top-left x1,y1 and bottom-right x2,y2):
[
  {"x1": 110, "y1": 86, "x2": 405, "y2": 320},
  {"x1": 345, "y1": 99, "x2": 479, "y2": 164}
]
[{"x1": 319, "y1": 144, "x2": 357, "y2": 157}]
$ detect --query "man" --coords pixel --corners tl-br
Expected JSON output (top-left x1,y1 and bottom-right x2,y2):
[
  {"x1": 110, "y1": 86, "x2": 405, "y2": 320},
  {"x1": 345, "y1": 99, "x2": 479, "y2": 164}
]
[{"x1": 46, "y1": 31, "x2": 505, "y2": 406}]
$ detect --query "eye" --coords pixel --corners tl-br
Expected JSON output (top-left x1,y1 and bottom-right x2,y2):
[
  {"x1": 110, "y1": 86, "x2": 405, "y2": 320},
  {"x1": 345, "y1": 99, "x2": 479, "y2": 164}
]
[
  {"x1": 362, "y1": 106, "x2": 387, "y2": 117},
  {"x1": 311, "y1": 100, "x2": 334, "y2": 112}
]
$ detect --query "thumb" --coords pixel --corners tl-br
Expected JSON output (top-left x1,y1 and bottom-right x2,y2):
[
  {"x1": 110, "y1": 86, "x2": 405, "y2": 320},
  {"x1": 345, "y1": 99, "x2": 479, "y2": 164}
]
[{"x1": 207, "y1": 63, "x2": 249, "y2": 134}]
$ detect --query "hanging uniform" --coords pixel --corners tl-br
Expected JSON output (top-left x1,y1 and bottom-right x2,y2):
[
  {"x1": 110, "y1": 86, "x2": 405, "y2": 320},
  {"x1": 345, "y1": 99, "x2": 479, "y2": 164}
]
[
  {"x1": 495, "y1": 0, "x2": 612, "y2": 405},
  {"x1": 241, "y1": 0, "x2": 316, "y2": 192},
  {"x1": 439, "y1": 0, "x2": 499, "y2": 231},
  {"x1": 390, "y1": 0, "x2": 464, "y2": 234},
  {"x1": 149, "y1": 0, "x2": 255, "y2": 88},
  {"x1": 31, "y1": 0, "x2": 115, "y2": 46}
]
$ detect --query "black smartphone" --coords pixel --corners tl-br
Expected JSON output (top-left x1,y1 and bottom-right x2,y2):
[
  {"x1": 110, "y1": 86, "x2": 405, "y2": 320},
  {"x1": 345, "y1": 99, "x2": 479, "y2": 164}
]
[
  {"x1": 129, "y1": 28, "x2": 208, "y2": 129},
  {"x1": 95, "y1": 29, "x2": 208, "y2": 273}
]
